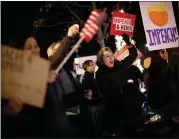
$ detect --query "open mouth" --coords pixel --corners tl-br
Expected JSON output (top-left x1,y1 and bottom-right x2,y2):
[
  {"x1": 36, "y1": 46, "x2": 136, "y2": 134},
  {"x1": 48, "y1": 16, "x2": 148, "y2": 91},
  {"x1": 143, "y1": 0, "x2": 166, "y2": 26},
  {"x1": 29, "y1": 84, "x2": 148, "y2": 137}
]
[{"x1": 109, "y1": 61, "x2": 114, "y2": 64}]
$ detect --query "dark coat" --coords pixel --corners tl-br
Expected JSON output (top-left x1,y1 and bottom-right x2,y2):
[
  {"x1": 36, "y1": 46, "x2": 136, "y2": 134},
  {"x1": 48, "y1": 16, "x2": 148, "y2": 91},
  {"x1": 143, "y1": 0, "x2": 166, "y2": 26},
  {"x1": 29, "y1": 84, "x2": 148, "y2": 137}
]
[
  {"x1": 147, "y1": 60, "x2": 176, "y2": 109},
  {"x1": 96, "y1": 46, "x2": 137, "y2": 104},
  {"x1": 82, "y1": 71, "x2": 99, "y2": 98},
  {"x1": 96, "y1": 46, "x2": 137, "y2": 130},
  {"x1": 122, "y1": 65, "x2": 145, "y2": 120}
]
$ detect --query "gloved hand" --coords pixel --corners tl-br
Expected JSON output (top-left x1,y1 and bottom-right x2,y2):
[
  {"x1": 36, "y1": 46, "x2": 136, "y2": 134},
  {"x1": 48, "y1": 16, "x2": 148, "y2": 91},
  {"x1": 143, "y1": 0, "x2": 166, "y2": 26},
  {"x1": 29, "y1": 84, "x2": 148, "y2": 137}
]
[
  {"x1": 121, "y1": 33, "x2": 131, "y2": 46},
  {"x1": 67, "y1": 24, "x2": 79, "y2": 38}
]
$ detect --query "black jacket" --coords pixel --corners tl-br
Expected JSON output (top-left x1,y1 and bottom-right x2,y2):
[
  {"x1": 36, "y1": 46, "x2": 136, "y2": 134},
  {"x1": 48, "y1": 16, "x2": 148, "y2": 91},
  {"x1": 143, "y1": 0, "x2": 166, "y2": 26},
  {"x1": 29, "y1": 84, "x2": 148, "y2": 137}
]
[
  {"x1": 147, "y1": 61, "x2": 176, "y2": 109},
  {"x1": 82, "y1": 71, "x2": 99, "y2": 98},
  {"x1": 96, "y1": 46, "x2": 137, "y2": 104},
  {"x1": 95, "y1": 46, "x2": 137, "y2": 129}
]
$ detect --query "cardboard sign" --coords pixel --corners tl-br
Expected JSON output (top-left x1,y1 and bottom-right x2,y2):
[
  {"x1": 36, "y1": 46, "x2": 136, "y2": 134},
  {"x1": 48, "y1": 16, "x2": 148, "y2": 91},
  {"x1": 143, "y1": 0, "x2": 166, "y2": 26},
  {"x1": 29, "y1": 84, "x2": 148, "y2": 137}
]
[
  {"x1": 74, "y1": 56, "x2": 98, "y2": 75},
  {"x1": 2, "y1": 46, "x2": 50, "y2": 108},
  {"x1": 110, "y1": 11, "x2": 136, "y2": 36},
  {"x1": 139, "y1": 2, "x2": 179, "y2": 51}
]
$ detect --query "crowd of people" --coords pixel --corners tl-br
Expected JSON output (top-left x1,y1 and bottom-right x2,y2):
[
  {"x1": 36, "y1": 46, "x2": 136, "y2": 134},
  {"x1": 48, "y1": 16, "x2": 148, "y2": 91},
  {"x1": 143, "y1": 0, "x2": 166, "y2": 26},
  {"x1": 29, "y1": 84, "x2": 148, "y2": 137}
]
[{"x1": 2, "y1": 24, "x2": 178, "y2": 138}]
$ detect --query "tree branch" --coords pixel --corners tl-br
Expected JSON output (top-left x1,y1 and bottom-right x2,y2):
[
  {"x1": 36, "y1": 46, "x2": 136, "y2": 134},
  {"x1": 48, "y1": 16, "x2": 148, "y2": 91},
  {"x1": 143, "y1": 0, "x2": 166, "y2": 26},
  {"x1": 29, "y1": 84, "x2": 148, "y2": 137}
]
[
  {"x1": 41, "y1": 21, "x2": 75, "y2": 28},
  {"x1": 67, "y1": 2, "x2": 92, "y2": 8},
  {"x1": 103, "y1": 18, "x2": 111, "y2": 35},
  {"x1": 65, "y1": 5, "x2": 85, "y2": 24}
]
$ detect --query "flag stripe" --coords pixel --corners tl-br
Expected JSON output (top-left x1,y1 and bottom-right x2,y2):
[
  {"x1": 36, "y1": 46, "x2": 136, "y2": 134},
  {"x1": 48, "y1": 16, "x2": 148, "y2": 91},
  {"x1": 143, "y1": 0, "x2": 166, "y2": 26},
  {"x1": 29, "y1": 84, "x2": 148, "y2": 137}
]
[
  {"x1": 84, "y1": 24, "x2": 96, "y2": 34},
  {"x1": 87, "y1": 20, "x2": 99, "y2": 30},
  {"x1": 82, "y1": 28, "x2": 93, "y2": 39},
  {"x1": 89, "y1": 15, "x2": 98, "y2": 24},
  {"x1": 80, "y1": 10, "x2": 102, "y2": 43},
  {"x1": 92, "y1": 10, "x2": 100, "y2": 18}
]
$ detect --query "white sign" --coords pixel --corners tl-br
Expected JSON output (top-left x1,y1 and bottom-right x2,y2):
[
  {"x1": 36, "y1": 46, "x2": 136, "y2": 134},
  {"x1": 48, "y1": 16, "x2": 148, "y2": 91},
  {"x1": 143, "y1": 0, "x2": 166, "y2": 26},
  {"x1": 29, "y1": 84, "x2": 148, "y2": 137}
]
[
  {"x1": 74, "y1": 56, "x2": 98, "y2": 75},
  {"x1": 139, "y1": 2, "x2": 178, "y2": 51},
  {"x1": 2, "y1": 46, "x2": 50, "y2": 108}
]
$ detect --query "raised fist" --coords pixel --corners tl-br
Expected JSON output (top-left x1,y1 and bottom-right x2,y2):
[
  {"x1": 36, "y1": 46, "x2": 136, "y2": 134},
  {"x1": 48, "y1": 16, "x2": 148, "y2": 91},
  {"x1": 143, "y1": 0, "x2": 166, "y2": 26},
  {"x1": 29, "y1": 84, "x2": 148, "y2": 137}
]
[{"x1": 121, "y1": 33, "x2": 131, "y2": 46}]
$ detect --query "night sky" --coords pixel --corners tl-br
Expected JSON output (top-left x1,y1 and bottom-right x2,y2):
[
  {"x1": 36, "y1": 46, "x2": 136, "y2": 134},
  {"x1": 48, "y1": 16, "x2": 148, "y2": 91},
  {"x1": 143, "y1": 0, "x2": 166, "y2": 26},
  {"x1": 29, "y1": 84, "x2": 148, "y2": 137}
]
[{"x1": 1, "y1": 1, "x2": 179, "y2": 59}]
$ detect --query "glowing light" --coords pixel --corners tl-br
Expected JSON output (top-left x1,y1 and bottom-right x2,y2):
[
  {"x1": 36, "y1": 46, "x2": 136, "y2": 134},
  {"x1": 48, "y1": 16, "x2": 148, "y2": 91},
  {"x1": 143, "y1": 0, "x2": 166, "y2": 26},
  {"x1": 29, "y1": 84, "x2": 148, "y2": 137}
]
[
  {"x1": 146, "y1": 44, "x2": 149, "y2": 47},
  {"x1": 120, "y1": 9, "x2": 124, "y2": 13}
]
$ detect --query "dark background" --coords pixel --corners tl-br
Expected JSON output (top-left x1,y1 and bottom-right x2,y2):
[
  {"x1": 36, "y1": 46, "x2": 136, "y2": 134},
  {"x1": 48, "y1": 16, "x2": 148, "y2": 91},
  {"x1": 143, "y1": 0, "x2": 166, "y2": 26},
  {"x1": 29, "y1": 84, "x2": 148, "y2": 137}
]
[{"x1": 1, "y1": 1, "x2": 179, "y2": 59}]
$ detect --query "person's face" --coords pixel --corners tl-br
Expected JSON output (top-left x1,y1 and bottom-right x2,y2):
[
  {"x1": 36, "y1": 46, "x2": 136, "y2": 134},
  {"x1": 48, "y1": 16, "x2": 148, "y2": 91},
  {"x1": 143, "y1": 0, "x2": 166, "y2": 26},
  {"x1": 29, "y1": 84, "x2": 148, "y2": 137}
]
[
  {"x1": 86, "y1": 61, "x2": 95, "y2": 73},
  {"x1": 24, "y1": 37, "x2": 40, "y2": 57},
  {"x1": 160, "y1": 49, "x2": 168, "y2": 61},
  {"x1": 103, "y1": 51, "x2": 114, "y2": 68}
]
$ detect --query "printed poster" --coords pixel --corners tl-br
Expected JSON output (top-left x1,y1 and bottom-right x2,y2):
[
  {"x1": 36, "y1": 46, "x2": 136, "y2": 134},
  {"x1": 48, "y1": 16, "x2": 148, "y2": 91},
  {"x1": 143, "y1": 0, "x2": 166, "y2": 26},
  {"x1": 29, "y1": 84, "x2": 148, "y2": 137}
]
[
  {"x1": 139, "y1": 2, "x2": 178, "y2": 51},
  {"x1": 110, "y1": 11, "x2": 136, "y2": 36}
]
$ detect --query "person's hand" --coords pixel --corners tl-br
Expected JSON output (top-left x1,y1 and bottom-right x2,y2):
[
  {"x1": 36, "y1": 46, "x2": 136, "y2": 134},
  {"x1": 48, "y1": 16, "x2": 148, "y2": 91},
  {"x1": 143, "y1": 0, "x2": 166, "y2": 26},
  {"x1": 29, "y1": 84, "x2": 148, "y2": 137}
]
[
  {"x1": 3, "y1": 97, "x2": 24, "y2": 115},
  {"x1": 121, "y1": 33, "x2": 131, "y2": 46},
  {"x1": 84, "y1": 89, "x2": 93, "y2": 100},
  {"x1": 67, "y1": 24, "x2": 79, "y2": 38},
  {"x1": 48, "y1": 70, "x2": 57, "y2": 83}
]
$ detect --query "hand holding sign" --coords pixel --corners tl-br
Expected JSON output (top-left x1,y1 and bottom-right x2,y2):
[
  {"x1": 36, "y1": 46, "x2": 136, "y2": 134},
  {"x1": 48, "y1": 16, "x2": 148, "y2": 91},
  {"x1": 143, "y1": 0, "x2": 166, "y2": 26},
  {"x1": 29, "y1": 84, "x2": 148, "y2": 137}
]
[{"x1": 3, "y1": 97, "x2": 24, "y2": 115}]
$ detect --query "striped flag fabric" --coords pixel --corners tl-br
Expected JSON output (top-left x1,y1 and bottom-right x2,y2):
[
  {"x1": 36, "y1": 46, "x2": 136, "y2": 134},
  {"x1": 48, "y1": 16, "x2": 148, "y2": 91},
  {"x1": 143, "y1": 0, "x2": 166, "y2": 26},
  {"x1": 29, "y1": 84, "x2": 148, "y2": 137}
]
[{"x1": 80, "y1": 10, "x2": 107, "y2": 43}]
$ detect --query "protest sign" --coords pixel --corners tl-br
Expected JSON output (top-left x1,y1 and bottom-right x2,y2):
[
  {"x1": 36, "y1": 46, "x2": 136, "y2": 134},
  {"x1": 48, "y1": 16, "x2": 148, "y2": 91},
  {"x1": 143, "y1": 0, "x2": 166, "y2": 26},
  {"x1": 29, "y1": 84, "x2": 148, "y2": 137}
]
[
  {"x1": 2, "y1": 46, "x2": 50, "y2": 108},
  {"x1": 110, "y1": 11, "x2": 136, "y2": 36},
  {"x1": 114, "y1": 45, "x2": 129, "y2": 61},
  {"x1": 74, "y1": 56, "x2": 98, "y2": 75},
  {"x1": 139, "y1": 2, "x2": 178, "y2": 51},
  {"x1": 115, "y1": 45, "x2": 142, "y2": 65}
]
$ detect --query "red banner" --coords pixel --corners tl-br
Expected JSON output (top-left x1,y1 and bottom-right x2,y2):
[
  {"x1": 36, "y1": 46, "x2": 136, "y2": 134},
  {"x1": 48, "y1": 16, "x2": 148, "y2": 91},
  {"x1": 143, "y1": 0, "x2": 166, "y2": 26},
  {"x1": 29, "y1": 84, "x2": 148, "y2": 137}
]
[{"x1": 110, "y1": 11, "x2": 136, "y2": 36}]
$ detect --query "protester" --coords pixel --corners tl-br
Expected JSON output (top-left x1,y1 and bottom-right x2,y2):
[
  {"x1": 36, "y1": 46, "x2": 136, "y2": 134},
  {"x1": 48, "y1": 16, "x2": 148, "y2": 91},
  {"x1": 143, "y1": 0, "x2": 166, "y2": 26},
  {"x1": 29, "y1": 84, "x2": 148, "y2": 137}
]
[
  {"x1": 147, "y1": 49, "x2": 176, "y2": 109},
  {"x1": 2, "y1": 24, "x2": 92, "y2": 138},
  {"x1": 82, "y1": 60, "x2": 99, "y2": 98},
  {"x1": 121, "y1": 37, "x2": 145, "y2": 122},
  {"x1": 146, "y1": 49, "x2": 178, "y2": 127},
  {"x1": 80, "y1": 60, "x2": 104, "y2": 137},
  {"x1": 96, "y1": 33, "x2": 137, "y2": 133}
]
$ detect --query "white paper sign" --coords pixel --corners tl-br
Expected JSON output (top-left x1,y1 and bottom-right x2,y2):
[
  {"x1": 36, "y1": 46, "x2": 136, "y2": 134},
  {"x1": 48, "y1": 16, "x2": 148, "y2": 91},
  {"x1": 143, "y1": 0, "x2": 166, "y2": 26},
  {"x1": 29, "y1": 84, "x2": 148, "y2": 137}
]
[
  {"x1": 139, "y1": 2, "x2": 178, "y2": 51},
  {"x1": 74, "y1": 56, "x2": 98, "y2": 75},
  {"x1": 2, "y1": 46, "x2": 50, "y2": 108}
]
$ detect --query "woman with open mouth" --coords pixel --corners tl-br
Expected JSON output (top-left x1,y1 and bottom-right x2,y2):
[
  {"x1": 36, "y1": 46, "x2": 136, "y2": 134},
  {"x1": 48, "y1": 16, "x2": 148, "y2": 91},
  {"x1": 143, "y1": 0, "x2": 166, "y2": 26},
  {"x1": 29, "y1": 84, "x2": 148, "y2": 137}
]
[{"x1": 96, "y1": 33, "x2": 137, "y2": 134}]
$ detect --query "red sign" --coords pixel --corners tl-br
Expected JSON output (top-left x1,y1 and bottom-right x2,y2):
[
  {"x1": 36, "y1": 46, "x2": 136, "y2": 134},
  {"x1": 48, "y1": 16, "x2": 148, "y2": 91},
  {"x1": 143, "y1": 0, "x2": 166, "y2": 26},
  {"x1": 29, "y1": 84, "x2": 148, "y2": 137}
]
[
  {"x1": 110, "y1": 11, "x2": 136, "y2": 36},
  {"x1": 114, "y1": 45, "x2": 129, "y2": 61},
  {"x1": 114, "y1": 45, "x2": 142, "y2": 64}
]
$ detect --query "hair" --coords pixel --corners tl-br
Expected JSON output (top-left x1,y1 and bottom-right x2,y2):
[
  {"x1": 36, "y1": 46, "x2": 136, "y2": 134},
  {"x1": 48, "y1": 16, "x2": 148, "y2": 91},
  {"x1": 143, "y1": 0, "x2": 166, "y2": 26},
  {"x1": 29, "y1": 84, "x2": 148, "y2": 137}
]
[
  {"x1": 96, "y1": 47, "x2": 113, "y2": 67},
  {"x1": 9, "y1": 32, "x2": 36, "y2": 50},
  {"x1": 47, "y1": 40, "x2": 62, "y2": 58},
  {"x1": 150, "y1": 49, "x2": 167, "y2": 64},
  {"x1": 83, "y1": 60, "x2": 94, "y2": 71}
]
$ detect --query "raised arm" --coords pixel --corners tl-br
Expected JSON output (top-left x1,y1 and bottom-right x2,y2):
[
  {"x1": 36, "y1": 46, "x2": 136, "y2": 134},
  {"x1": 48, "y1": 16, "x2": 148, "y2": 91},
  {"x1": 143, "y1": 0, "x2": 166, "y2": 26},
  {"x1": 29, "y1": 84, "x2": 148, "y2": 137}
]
[{"x1": 50, "y1": 25, "x2": 79, "y2": 69}]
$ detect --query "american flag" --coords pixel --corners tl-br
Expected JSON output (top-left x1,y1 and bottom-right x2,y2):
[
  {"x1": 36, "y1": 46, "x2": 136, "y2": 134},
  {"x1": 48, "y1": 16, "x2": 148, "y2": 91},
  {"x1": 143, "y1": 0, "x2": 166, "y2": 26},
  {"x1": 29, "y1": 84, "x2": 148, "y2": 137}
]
[{"x1": 80, "y1": 10, "x2": 107, "y2": 43}]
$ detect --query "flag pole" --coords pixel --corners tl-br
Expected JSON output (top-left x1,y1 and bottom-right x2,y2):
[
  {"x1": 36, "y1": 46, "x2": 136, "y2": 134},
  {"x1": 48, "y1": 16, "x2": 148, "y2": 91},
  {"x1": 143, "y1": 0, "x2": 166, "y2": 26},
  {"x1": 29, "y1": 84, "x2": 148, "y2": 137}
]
[{"x1": 55, "y1": 36, "x2": 85, "y2": 73}]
